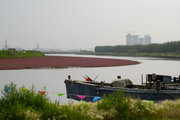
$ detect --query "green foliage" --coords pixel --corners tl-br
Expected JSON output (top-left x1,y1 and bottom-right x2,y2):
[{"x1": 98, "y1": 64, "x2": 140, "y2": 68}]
[
  {"x1": 97, "y1": 92, "x2": 159, "y2": 120},
  {"x1": 132, "y1": 99, "x2": 158, "y2": 120},
  {"x1": 59, "y1": 103, "x2": 94, "y2": 120},
  {"x1": 0, "y1": 83, "x2": 61, "y2": 120},
  {"x1": 0, "y1": 50, "x2": 44, "y2": 59},
  {"x1": 128, "y1": 48, "x2": 137, "y2": 56},
  {"x1": 98, "y1": 91, "x2": 132, "y2": 120},
  {"x1": 0, "y1": 83, "x2": 96, "y2": 120},
  {"x1": 95, "y1": 41, "x2": 180, "y2": 55},
  {"x1": 157, "y1": 99, "x2": 180, "y2": 120}
]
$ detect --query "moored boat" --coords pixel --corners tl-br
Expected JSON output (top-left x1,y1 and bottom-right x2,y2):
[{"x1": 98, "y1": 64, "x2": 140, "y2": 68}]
[{"x1": 64, "y1": 74, "x2": 180, "y2": 102}]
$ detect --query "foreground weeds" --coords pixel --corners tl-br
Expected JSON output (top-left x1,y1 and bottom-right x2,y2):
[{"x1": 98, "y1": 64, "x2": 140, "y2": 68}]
[
  {"x1": 97, "y1": 92, "x2": 158, "y2": 120},
  {"x1": 156, "y1": 99, "x2": 180, "y2": 120},
  {"x1": 0, "y1": 83, "x2": 60, "y2": 120},
  {"x1": 0, "y1": 83, "x2": 180, "y2": 120}
]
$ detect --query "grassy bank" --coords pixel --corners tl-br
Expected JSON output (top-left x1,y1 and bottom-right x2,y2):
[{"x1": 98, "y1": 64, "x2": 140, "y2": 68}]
[
  {"x1": 93, "y1": 52, "x2": 180, "y2": 59},
  {"x1": 44, "y1": 51, "x2": 180, "y2": 59},
  {"x1": 0, "y1": 50, "x2": 44, "y2": 59},
  {"x1": 0, "y1": 83, "x2": 180, "y2": 120}
]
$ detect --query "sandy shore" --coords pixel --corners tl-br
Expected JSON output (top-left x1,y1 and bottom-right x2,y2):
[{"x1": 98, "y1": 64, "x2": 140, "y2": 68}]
[{"x1": 0, "y1": 56, "x2": 140, "y2": 70}]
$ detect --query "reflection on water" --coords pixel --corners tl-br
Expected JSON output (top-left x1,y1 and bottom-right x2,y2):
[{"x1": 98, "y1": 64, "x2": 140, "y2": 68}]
[{"x1": 0, "y1": 54, "x2": 180, "y2": 103}]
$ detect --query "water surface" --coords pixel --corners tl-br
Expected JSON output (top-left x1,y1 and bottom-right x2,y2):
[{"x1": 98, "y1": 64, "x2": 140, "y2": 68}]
[{"x1": 0, "y1": 54, "x2": 180, "y2": 103}]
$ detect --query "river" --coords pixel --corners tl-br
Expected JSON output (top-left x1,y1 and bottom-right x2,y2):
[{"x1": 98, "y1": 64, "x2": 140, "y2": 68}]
[{"x1": 0, "y1": 54, "x2": 180, "y2": 104}]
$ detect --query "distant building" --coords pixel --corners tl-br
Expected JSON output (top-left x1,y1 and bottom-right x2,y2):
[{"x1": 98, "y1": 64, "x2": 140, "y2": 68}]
[
  {"x1": 36, "y1": 43, "x2": 39, "y2": 50},
  {"x1": 139, "y1": 38, "x2": 144, "y2": 44},
  {"x1": 126, "y1": 33, "x2": 151, "y2": 45},
  {"x1": 33, "y1": 43, "x2": 40, "y2": 51},
  {"x1": 3, "y1": 39, "x2": 10, "y2": 50},
  {"x1": 126, "y1": 33, "x2": 132, "y2": 45},
  {"x1": 4, "y1": 39, "x2": 8, "y2": 50},
  {"x1": 132, "y1": 35, "x2": 139, "y2": 45},
  {"x1": 144, "y1": 35, "x2": 151, "y2": 45}
]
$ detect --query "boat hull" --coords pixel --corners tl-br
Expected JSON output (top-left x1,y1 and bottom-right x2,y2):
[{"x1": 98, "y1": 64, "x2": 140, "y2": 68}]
[{"x1": 64, "y1": 79, "x2": 180, "y2": 102}]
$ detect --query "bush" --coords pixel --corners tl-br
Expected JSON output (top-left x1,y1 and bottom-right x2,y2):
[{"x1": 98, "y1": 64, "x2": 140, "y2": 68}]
[
  {"x1": 98, "y1": 91, "x2": 132, "y2": 120},
  {"x1": 59, "y1": 102, "x2": 94, "y2": 120},
  {"x1": 0, "y1": 83, "x2": 61, "y2": 120},
  {"x1": 97, "y1": 91, "x2": 159, "y2": 120}
]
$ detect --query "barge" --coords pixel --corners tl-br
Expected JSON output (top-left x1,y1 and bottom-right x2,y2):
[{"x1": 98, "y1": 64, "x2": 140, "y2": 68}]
[{"x1": 64, "y1": 74, "x2": 180, "y2": 102}]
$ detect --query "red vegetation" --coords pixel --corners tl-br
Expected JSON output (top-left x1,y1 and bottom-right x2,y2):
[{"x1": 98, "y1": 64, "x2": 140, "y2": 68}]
[{"x1": 0, "y1": 56, "x2": 140, "y2": 70}]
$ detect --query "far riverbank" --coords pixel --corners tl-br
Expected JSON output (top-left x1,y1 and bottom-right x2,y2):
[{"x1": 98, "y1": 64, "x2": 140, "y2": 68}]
[{"x1": 43, "y1": 51, "x2": 180, "y2": 60}]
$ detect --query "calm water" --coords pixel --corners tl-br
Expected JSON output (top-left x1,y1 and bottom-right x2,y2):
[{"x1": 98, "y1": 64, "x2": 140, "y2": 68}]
[{"x1": 0, "y1": 54, "x2": 180, "y2": 104}]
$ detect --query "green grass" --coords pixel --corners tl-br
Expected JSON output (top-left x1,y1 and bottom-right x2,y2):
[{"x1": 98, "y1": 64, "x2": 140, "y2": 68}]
[
  {"x1": 50, "y1": 51, "x2": 180, "y2": 59},
  {"x1": 0, "y1": 50, "x2": 44, "y2": 59},
  {"x1": 97, "y1": 92, "x2": 159, "y2": 120},
  {"x1": 0, "y1": 83, "x2": 180, "y2": 120},
  {"x1": 94, "y1": 52, "x2": 180, "y2": 58}
]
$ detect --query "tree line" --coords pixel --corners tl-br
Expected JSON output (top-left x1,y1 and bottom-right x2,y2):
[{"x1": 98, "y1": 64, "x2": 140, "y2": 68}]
[{"x1": 95, "y1": 41, "x2": 180, "y2": 53}]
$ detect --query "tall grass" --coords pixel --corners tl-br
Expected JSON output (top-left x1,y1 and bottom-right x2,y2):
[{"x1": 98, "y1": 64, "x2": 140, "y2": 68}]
[
  {"x1": 97, "y1": 92, "x2": 159, "y2": 120},
  {"x1": 156, "y1": 99, "x2": 180, "y2": 120},
  {"x1": 0, "y1": 83, "x2": 180, "y2": 120}
]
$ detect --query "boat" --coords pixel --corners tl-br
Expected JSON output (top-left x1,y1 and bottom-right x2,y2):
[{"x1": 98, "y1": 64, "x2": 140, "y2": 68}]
[{"x1": 64, "y1": 74, "x2": 180, "y2": 102}]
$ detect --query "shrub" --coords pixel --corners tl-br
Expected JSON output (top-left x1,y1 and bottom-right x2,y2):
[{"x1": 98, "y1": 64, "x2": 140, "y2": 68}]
[
  {"x1": 156, "y1": 99, "x2": 180, "y2": 120},
  {"x1": 0, "y1": 83, "x2": 61, "y2": 120},
  {"x1": 97, "y1": 91, "x2": 132, "y2": 120},
  {"x1": 59, "y1": 102, "x2": 93, "y2": 120},
  {"x1": 97, "y1": 91, "x2": 160, "y2": 120}
]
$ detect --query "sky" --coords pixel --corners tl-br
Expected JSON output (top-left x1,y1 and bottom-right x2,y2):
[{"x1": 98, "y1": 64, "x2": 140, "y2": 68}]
[{"x1": 0, "y1": 0, "x2": 180, "y2": 50}]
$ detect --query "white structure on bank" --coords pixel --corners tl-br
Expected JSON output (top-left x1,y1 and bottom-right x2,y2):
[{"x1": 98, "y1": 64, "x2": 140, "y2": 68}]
[
  {"x1": 126, "y1": 33, "x2": 151, "y2": 45},
  {"x1": 3, "y1": 39, "x2": 10, "y2": 50}
]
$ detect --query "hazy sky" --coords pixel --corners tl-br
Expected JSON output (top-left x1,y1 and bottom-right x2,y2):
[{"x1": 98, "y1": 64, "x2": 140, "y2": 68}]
[{"x1": 0, "y1": 0, "x2": 180, "y2": 50}]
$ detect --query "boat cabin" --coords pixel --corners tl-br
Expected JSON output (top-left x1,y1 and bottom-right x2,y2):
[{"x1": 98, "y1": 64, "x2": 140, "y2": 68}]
[{"x1": 144, "y1": 74, "x2": 180, "y2": 90}]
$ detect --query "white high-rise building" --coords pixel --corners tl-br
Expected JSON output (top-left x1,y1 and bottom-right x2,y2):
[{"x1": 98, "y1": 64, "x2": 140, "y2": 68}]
[
  {"x1": 126, "y1": 33, "x2": 132, "y2": 45},
  {"x1": 126, "y1": 33, "x2": 151, "y2": 45},
  {"x1": 132, "y1": 35, "x2": 139, "y2": 45},
  {"x1": 4, "y1": 39, "x2": 9, "y2": 50},
  {"x1": 144, "y1": 35, "x2": 151, "y2": 45},
  {"x1": 139, "y1": 38, "x2": 144, "y2": 44}
]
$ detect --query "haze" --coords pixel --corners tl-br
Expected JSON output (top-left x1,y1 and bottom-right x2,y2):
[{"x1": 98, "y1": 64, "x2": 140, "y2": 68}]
[{"x1": 0, "y1": 0, "x2": 180, "y2": 50}]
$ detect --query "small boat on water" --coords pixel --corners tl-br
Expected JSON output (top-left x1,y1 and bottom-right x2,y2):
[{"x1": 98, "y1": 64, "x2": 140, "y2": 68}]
[{"x1": 64, "y1": 74, "x2": 180, "y2": 102}]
